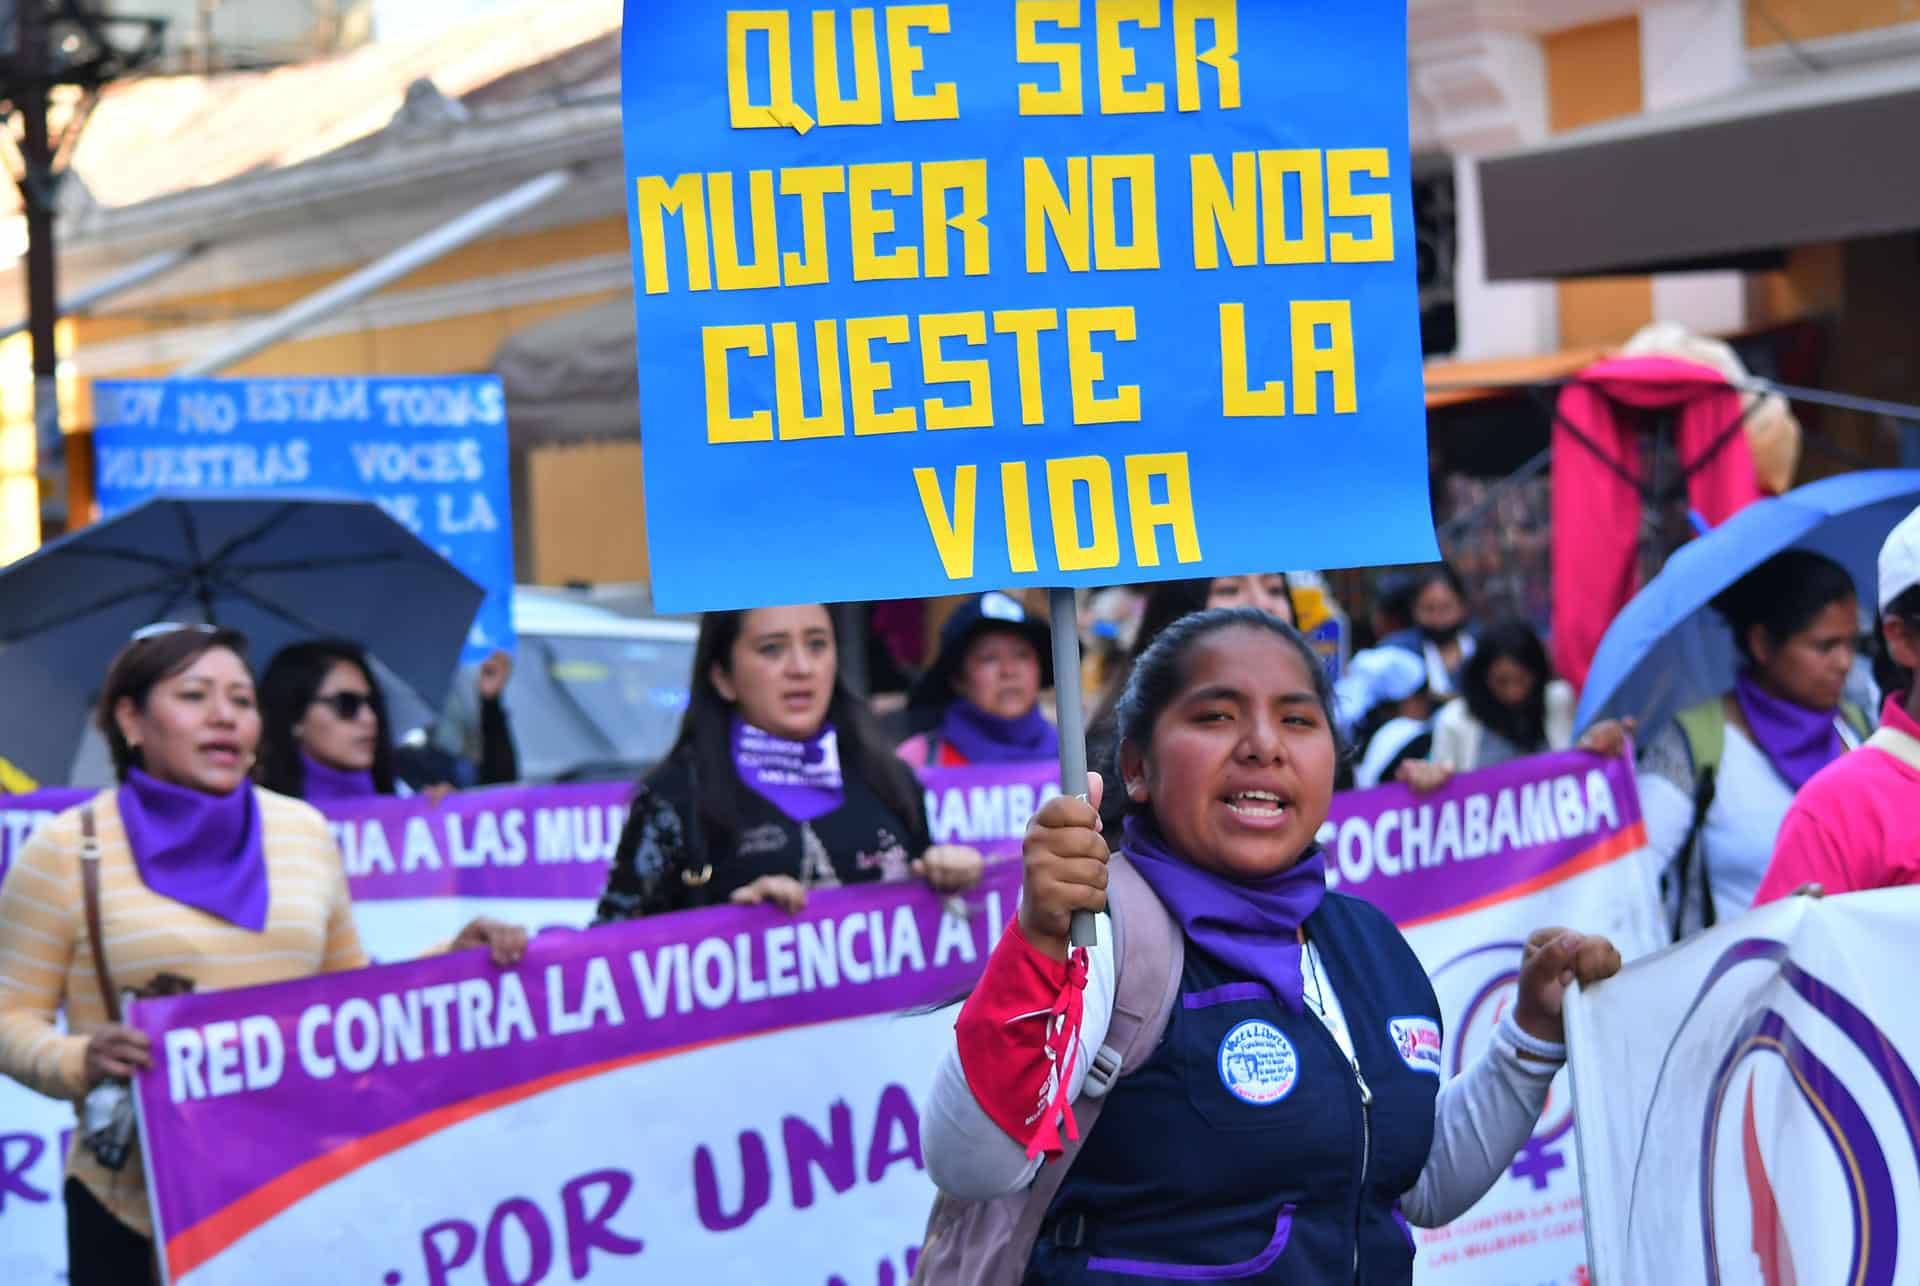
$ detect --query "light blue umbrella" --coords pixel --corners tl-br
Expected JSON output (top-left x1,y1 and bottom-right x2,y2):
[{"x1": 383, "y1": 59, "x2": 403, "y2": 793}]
[
  {"x1": 0, "y1": 493, "x2": 483, "y2": 783},
  {"x1": 1576, "y1": 469, "x2": 1920, "y2": 735}
]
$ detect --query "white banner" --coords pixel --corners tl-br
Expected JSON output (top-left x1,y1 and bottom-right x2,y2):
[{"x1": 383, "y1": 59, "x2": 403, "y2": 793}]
[
  {"x1": 1567, "y1": 888, "x2": 1920, "y2": 1286},
  {"x1": 1319, "y1": 750, "x2": 1666, "y2": 1286}
]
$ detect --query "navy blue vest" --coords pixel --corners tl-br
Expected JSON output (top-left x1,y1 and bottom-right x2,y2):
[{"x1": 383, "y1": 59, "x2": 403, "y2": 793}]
[{"x1": 1027, "y1": 893, "x2": 1442, "y2": 1284}]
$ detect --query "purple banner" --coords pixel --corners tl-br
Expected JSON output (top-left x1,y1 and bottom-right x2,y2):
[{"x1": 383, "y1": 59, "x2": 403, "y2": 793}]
[
  {"x1": 1316, "y1": 749, "x2": 1647, "y2": 927},
  {"x1": 919, "y1": 760, "x2": 1061, "y2": 859},
  {"x1": 131, "y1": 864, "x2": 1018, "y2": 1271},
  {"x1": 0, "y1": 784, "x2": 631, "y2": 902}
]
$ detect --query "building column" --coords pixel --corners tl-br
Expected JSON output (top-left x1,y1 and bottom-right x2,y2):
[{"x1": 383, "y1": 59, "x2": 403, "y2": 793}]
[
  {"x1": 1410, "y1": 26, "x2": 1558, "y2": 359},
  {"x1": 1642, "y1": 0, "x2": 1748, "y2": 335}
]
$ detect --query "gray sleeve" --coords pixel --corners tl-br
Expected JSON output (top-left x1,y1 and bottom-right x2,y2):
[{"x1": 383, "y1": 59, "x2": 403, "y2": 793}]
[{"x1": 1400, "y1": 1015, "x2": 1560, "y2": 1227}]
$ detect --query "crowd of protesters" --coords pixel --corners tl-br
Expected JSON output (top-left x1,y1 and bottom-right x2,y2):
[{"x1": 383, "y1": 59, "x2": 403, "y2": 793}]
[{"x1": 1, "y1": 504, "x2": 1916, "y2": 1281}]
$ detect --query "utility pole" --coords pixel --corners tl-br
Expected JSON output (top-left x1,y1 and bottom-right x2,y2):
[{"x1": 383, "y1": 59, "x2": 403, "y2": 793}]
[
  {"x1": 16, "y1": 1, "x2": 62, "y2": 518},
  {"x1": 0, "y1": 3, "x2": 165, "y2": 536}
]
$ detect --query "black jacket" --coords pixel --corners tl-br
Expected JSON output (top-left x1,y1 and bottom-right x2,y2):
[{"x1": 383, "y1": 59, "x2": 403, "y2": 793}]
[{"x1": 592, "y1": 752, "x2": 932, "y2": 923}]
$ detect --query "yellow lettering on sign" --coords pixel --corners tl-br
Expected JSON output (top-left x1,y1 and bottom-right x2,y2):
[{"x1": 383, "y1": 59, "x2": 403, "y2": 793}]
[
  {"x1": 921, "y1": 159, "x2": 990, "y2": 279},
  {"x1": 992, "y1": 308, "x2": 1060, "y2": 424},
  {"x1": 1261, "y1": 150, "x2": 1326, "y2": 266},
  {"x1": 1218, "y1": 303, "x2": 1284, "y2": 417},
  {"x1": 1068, "y1": 306, "x2": 1141, "y2": 425},
  {"x1": 1024, "y1": 157, "x2": 1090, "y2": 273},
  {"x1": 813, "y1": 9, "x2": 882, "y2": 126},
  {"x1": 772, "y1": 320, "x2": 845, "y2": 440},
  {"x1": 1092, "y1": 154, "x2": 1159, "y2": 270},
  {"x1": 1016, "y1": 0, "x2": 1083, "y2": 115},
  {"x1": 847, "y1": 314, "x2": 917, "y2": 435},
  {"x1": 1048, "y1": 456, "x2": 1122, "y2": 570},
  {"x1": 779, "y1": 166, "x2": 846, "y2": 286},
  {"x1": 634, "y1": 174, "x2": 711, "y2": 295},
  {"x1": 709, "y1": 170, "x2": 781, "y2": 291},
  {"x1": 1189, "y1": 152, "x2": 1256, "y2": 271},
  {"x1": 1126, "y1": 452, "x2": 1203, "y2": 566},
  {"x1": 1173, "y1": 0, "x2": 1240, "y2": 111},
  {"x1": 849, "y1": 162, "x2": 920, "y2": 282},
  {"x1": 1328, "y1": 148, "x2": 1394, "y2": 262},
  {"x1": 1001, "y1": 461, "x2": 1039, "y2": 573},
  {"x1": 1290, "y1": 300, "x2": 1357, "y2": 415},
  {"x1": 701, "y1": 324, "x2": 772, "y2": 443},
  {"x1": 915, "y1": 465, "x2": 977, "y2": 579},
  {"x1": 726, "y1": 12, "x2": 810, "y2": 131},
  {"x1": 887, "y1": 5, "x2": 961, "y2": 122},
  {"x1": 1096, "y1": 0, "x2": 1165, "y2": 115},
  {"x1": 920, "y1": 312, "x2": 994, "y2": 430}
]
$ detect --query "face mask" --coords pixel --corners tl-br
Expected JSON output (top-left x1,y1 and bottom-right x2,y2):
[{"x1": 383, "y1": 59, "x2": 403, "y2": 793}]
[{"x1": 1420, "y1": 622, "x2": 1462, "y2": 646}]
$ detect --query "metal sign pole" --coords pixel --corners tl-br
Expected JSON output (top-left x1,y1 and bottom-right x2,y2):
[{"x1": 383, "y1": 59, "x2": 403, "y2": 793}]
[{"x1": 1048, "y1": 586, "x2": 1098, "y2": 948}]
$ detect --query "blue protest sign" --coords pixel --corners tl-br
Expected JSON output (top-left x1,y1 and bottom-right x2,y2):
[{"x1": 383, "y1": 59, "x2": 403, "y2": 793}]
[
  {"x1": 621, "y1": 1, "x2": 1438, "y2": 613},
  {"x1": 91, "y1": 377, "x2": 515, "y2": 661}
]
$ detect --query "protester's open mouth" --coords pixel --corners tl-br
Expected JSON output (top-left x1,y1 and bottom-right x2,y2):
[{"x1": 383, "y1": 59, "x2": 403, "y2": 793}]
[
  {"x1": 1223, "y1": 790, "x2": 1290, "y2": 824},
  {"x1": 201, "y1": 741, "x2": 243, "y2": 766},
  {"x1": 781, "y1": 690, "x2": 816, "y2": 711}
]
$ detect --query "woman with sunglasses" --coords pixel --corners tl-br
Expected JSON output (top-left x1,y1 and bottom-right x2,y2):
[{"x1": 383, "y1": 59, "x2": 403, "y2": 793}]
[
  {"x1": 0, "y1": 625, "x2": 525, "y2": 1284},
  {"x1": 257, "y1": 640, "x2": 416, "y2": 801}
]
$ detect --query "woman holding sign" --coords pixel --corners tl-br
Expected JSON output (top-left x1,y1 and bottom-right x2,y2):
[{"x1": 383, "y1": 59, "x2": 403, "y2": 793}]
[
  {"x1": 0, "y1": 625, "x2": 525, "y2": 1284},
  {"x1": 920, "y1": 609, "x2": 1620, "y2": 1283},
  {"x1": 898, "y1": 591, "x2": 1059, "y2": 769},
  {"x1": 594, "y1": 604, "x2": 983, "y2": 921}
]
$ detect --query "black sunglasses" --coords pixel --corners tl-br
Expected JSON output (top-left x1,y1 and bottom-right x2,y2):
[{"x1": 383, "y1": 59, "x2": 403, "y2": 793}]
[{"x1": 311, "y1": 692, "x2": 375, "y2": 721}]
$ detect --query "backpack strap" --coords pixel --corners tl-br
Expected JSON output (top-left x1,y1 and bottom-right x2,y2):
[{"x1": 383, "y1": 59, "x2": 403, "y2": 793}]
[
  {"x1": 1867, "y1": 724, "x2": 1920, "y2": 773},
  {"x1": 1671, "y1": 699, "x2": 1726, "y2": 940},
  {"x1": 910, "y1": 855, "x2": 1185, "y2": 1286},
  {"x1": 995, "y1": 854, "x2": 1184, "y2": 1278}
]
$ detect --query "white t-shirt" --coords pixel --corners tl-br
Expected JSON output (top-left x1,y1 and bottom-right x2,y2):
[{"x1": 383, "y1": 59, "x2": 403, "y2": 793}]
[{"x1": 1639, "y1": 719, "x2": 1862, "y2": 929}]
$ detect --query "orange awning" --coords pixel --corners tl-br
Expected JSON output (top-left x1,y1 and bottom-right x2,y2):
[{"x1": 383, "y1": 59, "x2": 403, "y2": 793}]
[{"x1": 1423, "y1": 346, "x2": 1613, "y2": 409}]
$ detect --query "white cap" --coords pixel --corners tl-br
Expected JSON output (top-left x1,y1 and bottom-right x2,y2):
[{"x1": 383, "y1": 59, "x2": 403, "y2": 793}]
[{"x1": 1882, "y1": 504, "x2": 1920, "y2": 612}]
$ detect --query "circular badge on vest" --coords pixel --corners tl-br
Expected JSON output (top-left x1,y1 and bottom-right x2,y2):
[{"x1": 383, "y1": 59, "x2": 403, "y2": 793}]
[{"x1": 1216, "y1": 1019, "x2": 1299, "y2": 1106}]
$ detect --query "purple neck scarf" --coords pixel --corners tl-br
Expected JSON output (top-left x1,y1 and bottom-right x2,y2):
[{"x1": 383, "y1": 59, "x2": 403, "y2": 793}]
[
  {"x1": 1733, "y1": 672, "x2": 1846, "y2": 790},
  {"x1": 732, "y1": 717, "x2": 845, "y2": 823},
  {"x1": 116, "y1": 769, "x2": 269, "y2": 932},
  {"x1": 939, "y1": 700, "x2": 1060, "y2": 765},
  {"x1": 1121, "y1": 816, "x2": 1327, "y2": 1012},
  {"x1": 300, "y1": 751, "x2": 377, "y2": 802}
]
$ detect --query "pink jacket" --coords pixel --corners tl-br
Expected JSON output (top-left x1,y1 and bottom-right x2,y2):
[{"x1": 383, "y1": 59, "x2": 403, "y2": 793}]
[{"x1": 1754, "y1": 696, "x2": 1920, "y2": 905}]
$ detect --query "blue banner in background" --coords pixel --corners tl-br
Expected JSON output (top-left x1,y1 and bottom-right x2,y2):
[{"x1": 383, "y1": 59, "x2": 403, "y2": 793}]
[
  {"x1": 91, "y1": 376, "x2": 515, "y2": 661},
  {"x1": 621, "y1": 0, "x2": 1438, "y2": 613}
]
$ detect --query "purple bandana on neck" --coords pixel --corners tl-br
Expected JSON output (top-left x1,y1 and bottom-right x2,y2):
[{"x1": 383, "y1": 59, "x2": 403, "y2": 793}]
[
  {"x1": 116, "y1": 769, "x2": 269, "y2": 932},
  {"x1": 1733, "y1": 672, "x2": 1847, "y2": 790},
  {"x1": 300, "y1": 751, "x2": 377, "y2": 802},
  {"x1": 938, "y1": 700, "x2": 1060, "y2": 765},
  {"x1": 732, "y1": 717, "x2": 846, "y2": 822},
  {"x1": 1121, "y1": 815, "x2": 1327, "y2": 1011}
]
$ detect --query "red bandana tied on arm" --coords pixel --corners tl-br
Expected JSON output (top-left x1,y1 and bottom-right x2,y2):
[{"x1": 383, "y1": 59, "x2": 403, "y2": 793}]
[{"x1": 954, "y1": 919, "x2": 1091, "y2": 1159}]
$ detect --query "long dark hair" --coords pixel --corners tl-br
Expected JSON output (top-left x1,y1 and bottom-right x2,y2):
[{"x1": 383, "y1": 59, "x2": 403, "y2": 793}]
[
  {"x1": 1875, "y1": 585, "x2": 1920, "y2": 698},
  {"x1": 256, "y1": 640, "x2": 397, "y2": 798},
  {"x1": 657, "y1": 607, "x2": 929, "y2": 863},
  {"x1": 97, "y1": 625, "x2": 253, "y2": 782},
  {"x1": 1461, "y1": 620, "x2": 1553, "y2": 753},
  {"x1": 1713, "y1": 550, "x2": 1857, "y2": 665},
  {"x1": 1132, "y1": 574, "x2": 1295, "y2": 656},
  {"x1": 1101, "y1": 607, "x2": 1343, "y2": 832}
]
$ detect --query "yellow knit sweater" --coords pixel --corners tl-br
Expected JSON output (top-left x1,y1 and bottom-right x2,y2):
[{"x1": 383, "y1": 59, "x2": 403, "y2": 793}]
[{"x1": 0, "y1": 787, "x2": 366, "y2": 1236}]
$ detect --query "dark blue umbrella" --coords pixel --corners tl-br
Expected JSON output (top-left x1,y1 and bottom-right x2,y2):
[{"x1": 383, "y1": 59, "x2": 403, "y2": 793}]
[
  {"x1": 0, "y1": 493, "x2": 484, "y2": 783},
  {"x1": 1576, "y1": 469, "x2": 1920, "y2": 735}
]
